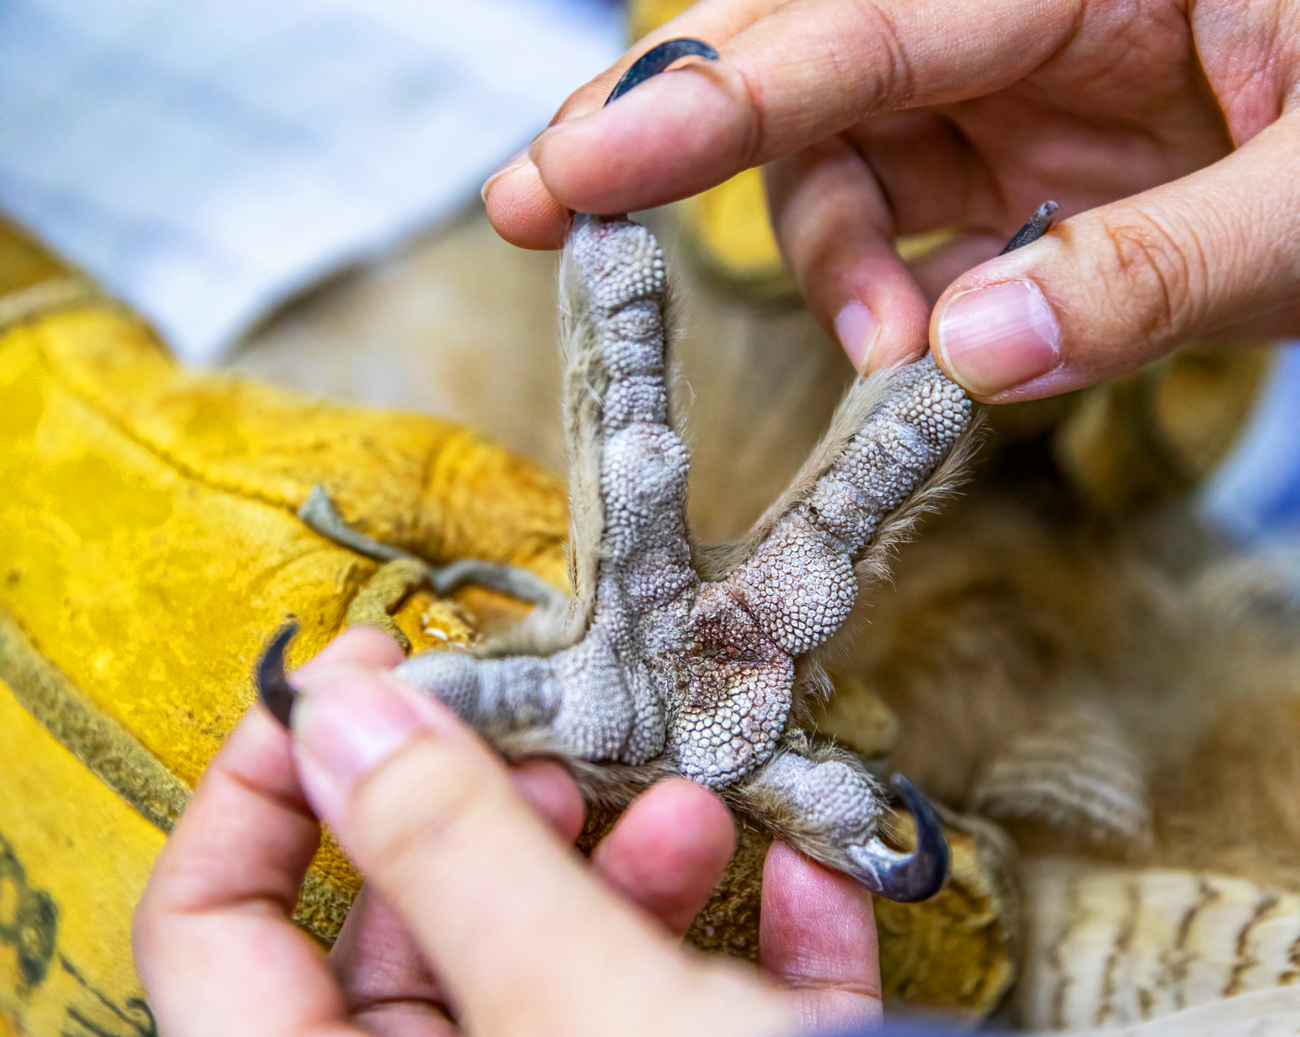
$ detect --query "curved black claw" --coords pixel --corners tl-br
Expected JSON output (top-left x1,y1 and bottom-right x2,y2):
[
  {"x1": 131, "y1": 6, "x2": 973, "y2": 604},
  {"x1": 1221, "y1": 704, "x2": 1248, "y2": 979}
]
[
  {"x1": 256, "y1": 619, "x2": 300, "y2": 729},
  {"x1": 852, "y1": 775, "x2": 950, "y2": 902},
  {"x1": 1000, "y1": 200, "x2": 1059, "y2": 255},
  {"x1": 605, "y1": 37, "x2": 719, "y2": 105},
  {"x1": 887, "y1": 774, "x2": 951, "y2": 901}
]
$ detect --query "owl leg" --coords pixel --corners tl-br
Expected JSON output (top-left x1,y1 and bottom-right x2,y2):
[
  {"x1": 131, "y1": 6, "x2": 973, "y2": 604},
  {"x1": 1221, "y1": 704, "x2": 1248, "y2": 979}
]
[
  {"x1": 354, "y1": 216, "x2": 697, "y2": 768},
  {"x1": 563, "y1": 216, "x2": 697, "y2": 618},
  {"x1": 719, "y1": 358, "x2": 973, "y2": 659},
  {"x1": 732, "y1": 740, "x2": 949, "y2": 902},
  {"x1": 716, "y1": 202, "x2": 1061, "y2": 658},
  {"x1": 257, "y1": 617, "x2": 669, "y2": 773}
]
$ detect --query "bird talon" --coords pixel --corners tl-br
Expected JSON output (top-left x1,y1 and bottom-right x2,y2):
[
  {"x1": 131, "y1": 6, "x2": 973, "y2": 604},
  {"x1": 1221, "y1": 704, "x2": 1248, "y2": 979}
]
[
  {"x1": 605, "y1": 38, "x2": 719, "y2": 106},
  {"x1": 256, "y1": 619, "x2": 299, "y2": 729},
  {"x1": 860, "y1": 774, "x2": 950, "y2": 903}
]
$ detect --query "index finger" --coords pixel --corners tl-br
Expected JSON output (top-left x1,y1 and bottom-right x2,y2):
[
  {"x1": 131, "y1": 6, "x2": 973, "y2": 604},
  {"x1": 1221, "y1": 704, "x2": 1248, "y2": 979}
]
[
  {"x1": 526, "y1": 0, "x2": 1079, "y2": 218},
  {"x1": 132, "y1": 627, "x2": 404, "y2": 1037},
  {"x1": 760, "y1": 841, "x2": 883, "y2": 1032},
  {"x1": 133, "y1": 709, "x2": 362, "y2": 1037}
]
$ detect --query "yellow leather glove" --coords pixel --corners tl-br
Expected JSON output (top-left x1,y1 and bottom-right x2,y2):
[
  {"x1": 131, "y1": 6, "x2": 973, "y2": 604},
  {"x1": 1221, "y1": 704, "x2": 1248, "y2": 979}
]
[{"x1": 0, "y1": 214, "x2": 569, "y2": 1036}]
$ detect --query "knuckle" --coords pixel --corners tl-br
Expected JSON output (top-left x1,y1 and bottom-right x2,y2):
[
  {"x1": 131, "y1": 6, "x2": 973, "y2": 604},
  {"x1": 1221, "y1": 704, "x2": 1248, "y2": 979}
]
[
  {"x1": 726, "y1": 63, "x2": 767, "y2": 168},
  {"x1": 849, "y1": 0, "x2": 918, "y2": 109},
  {"x1": 1102, "y1": 207, "x2": 1209, "y2": 339}
]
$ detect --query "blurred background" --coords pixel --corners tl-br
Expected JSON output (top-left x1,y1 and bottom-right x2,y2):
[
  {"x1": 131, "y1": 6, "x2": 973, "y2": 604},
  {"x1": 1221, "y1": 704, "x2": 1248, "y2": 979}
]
[{"x1": 0, "y1": 0, "x2": 623, "y2": 360}]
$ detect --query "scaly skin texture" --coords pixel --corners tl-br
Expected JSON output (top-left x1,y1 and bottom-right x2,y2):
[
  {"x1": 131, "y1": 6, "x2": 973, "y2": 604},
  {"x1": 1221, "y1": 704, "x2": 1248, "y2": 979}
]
[{"x1": 392, "y1": 214, "x2": 972, "y2": 901}]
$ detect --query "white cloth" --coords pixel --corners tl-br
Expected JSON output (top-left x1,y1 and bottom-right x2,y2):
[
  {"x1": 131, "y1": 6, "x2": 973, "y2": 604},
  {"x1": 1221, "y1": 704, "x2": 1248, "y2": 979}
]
[{"x1": 0, "y1": 0, "x2": 623, "y2": 361}]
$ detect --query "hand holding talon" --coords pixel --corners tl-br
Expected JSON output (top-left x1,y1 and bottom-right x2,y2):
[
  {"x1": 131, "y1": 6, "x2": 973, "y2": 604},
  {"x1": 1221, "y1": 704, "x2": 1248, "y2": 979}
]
[
  {"x1": 258, "y1": 40, "x2": 1062, "y2": 903},
  {"x1": 146, "y1": 628, "x2": 873, "y2": 1037}
]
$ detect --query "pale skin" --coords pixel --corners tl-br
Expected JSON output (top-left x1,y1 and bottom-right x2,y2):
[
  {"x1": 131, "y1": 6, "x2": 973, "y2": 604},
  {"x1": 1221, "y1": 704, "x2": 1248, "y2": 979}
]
[
  {"x1": 133, "y1": 627, "x2": 884, "y2": 1037},
  {"x1": 484, "y1": 0, "x2": 1300, "y2": 401}
]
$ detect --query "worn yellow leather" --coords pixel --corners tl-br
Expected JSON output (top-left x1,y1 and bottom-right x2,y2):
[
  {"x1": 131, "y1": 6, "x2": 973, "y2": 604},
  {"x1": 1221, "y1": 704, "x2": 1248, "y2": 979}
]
[
  {"x1": 0, "y1": 213, "x2": 570, "y2": 1035},
  {"x1": 0, "y1": 675, "x2": 165, "y2": 1037}
]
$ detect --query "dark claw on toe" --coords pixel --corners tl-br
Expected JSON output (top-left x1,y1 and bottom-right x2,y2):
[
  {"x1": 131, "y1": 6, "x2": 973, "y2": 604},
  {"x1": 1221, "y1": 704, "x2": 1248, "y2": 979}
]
[
  {"x1": 605, "y1": 37, "x2": 719, "y2": 106},
  {"x1": 872, "y1": 775, "x2": 951, "y2": 903},
  {"x1": 256, "y1": 619, "x2": 300, "y2": 729},
  {"x1": 1000, "y1": 200, "x2": 1059, "y2": 255}
]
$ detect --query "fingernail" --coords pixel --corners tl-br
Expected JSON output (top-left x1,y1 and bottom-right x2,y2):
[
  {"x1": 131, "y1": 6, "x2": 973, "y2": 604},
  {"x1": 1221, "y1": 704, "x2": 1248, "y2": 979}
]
[
  {"x1": 834, "y1": 301, "x2": 882, "y2": 371},
  {"x1": 293, "y1": 672, "x2": 425, "y2": 814},
  {"x1": 481, "y1": 150, "x2": 530, "y2": 204},
  {"x1": 936, "y1": 280, "x2": 1061, "y2": 396}
]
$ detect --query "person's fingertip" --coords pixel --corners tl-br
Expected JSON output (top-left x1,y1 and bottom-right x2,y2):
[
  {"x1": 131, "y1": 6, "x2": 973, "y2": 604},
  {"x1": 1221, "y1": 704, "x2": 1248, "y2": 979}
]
[
  {"x1": 643, "y1": 778, "x2": 737, "y2": 866},
  {"x1": 298, "y1": 625, "x2": 407, "y2": 678},
  {"x1": 481, "y1": 150, "x2": 530, "y2": 204},
  {"x1": 760, "y1": 842, "x2": 880, "y2": 1006},
  {"x1": 834, "y1": 300, "x2": 882, "y2": 372},
  {"x1": 610, "y1": 778, "x2": 737, "y2": 868},
  {"x1": 244, "y1": 694, "x2": 297, "y2": 748},
  {"x1": 761, "y1": 840, "x2": 817, "y2": 912},
  {"x1": 484, "y1": 155, "x2": 572, "y2": 249},
  {"x1": 593, "y1": 778, "x2": 735, "y2": 934},
  {"x1": 511, "y1": 759, "x2": 586, "y2": 842},
  {"x1": 934, "y1": 278, "x2": 1062, "y2": 398},
  {"x1": 533, "y1": 66, "x2": 754, "y2": 215},
  {"x1": 766, "y1": 141, "x2": 929, "y2": 373}
]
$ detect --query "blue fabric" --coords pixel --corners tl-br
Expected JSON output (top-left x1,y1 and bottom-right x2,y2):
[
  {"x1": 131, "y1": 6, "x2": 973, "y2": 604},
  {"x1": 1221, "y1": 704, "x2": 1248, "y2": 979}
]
[
  {"x1": 813, "y1": 1024, "x2": 1007, "y2": 1037},
  {"x1": 1200, "y1": 343, "x2": 1300, "y2": 543}
]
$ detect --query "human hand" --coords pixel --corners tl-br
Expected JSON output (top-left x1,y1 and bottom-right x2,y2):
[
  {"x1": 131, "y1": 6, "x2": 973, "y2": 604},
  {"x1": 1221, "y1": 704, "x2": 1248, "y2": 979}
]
[
  {"x1": 485, "y1": 0, "x2": 1300, "y2": 401},
  {"x1": 133, "y1": 626, "x2": 883, "y2": 1037}
]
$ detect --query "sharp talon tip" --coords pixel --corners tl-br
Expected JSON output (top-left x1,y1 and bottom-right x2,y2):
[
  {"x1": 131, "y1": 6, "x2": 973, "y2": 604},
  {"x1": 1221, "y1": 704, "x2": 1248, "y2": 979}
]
[
  {"x1": 866, "y1": 774, "x2": 950, "y2": 903},
  {"x1": 605, "y1": 37, "x2": 719, "y2": 106},
  {"x1": 256, "y1": 619, "x2": 300, "y2": 729},
  {"x1": 1000, "y1": 200, "x2": 1060, "y2": 255}
]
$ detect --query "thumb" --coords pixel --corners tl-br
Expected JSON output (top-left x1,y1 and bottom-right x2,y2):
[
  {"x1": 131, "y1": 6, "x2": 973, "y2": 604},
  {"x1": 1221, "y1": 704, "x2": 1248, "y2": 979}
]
[
  {"x1": 932, "y1": 115, "x2": 1300, "y2": 402},
  {"x1": 289, "y1": 665, "x2": 793, "y2": 1037}
]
